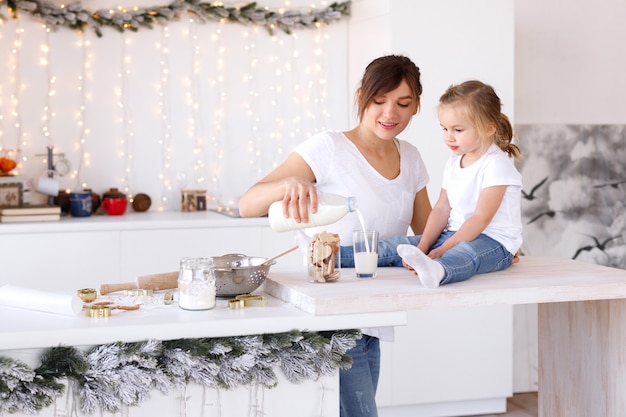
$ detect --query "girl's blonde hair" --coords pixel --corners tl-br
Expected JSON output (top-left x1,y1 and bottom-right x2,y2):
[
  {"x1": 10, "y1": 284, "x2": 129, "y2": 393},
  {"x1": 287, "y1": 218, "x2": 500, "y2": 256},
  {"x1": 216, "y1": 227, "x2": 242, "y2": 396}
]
[{"x1": 439, "y1": 80, "x2": 521, "y2": 159}]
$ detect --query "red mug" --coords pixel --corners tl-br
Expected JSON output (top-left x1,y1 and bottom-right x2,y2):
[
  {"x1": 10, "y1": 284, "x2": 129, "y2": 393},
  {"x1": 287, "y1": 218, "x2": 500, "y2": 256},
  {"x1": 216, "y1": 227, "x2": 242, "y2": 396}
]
[{"x1": 101, "y1": 197, "x2": 128, "y2": 215}]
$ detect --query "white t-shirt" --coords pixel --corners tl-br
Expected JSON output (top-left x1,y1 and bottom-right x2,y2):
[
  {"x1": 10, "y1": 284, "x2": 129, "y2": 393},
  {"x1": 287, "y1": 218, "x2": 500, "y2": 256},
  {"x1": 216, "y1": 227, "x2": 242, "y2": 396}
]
[
  {"x1": 442, "y1": 144, "x2": 523, "y2": 255},
  {"x1": 294, "y1": 130, "x2": 429, "y2": 245}
]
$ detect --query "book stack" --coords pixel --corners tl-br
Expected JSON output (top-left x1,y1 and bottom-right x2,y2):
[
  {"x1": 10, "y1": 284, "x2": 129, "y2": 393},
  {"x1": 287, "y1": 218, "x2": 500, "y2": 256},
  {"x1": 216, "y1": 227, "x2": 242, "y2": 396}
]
[{"x1": 0, "y1": 205, "x2": 61, "y2": 223}]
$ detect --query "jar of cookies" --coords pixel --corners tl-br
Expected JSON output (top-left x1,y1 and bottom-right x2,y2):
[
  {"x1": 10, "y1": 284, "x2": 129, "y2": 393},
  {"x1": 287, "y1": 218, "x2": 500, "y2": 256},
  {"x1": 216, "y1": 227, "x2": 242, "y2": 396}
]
[{"x1": 307, "y1": 231, "x2": 341, "y2": 283}]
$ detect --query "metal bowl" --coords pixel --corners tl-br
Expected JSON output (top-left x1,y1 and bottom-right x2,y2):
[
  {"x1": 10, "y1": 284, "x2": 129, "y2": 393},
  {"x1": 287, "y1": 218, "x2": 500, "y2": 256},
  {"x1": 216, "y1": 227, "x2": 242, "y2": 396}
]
[{"x1": 212, "y1": 254, "x2": 275, "y2": 297}]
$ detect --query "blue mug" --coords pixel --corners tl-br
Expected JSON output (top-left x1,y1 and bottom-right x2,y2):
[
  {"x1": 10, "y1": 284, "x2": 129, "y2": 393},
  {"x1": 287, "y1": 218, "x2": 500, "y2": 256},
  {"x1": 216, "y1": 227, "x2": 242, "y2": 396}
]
[{"x1": 69, "y1": 192, "x2": 93, "y2": 217}]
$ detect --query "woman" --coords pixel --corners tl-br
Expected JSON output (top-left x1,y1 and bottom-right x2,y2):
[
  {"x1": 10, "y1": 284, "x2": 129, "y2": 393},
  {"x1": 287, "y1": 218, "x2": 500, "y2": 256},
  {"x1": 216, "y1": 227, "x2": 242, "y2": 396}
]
[{"x1": 239, "y1": 54, "x2": 431, "y2": 417}]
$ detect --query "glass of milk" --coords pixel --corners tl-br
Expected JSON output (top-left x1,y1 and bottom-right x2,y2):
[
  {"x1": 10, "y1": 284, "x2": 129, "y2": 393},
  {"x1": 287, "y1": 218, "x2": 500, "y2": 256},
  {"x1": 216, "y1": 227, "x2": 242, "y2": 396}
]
[{"x1": 353, "y1": 230, "x2": 379, "y2": 278}]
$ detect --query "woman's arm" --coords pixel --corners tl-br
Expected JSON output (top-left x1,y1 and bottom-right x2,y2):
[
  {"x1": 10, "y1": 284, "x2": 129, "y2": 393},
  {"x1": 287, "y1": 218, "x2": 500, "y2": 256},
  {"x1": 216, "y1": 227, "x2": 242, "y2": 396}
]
[
  {"x1": 409, "y1": 187, "x2": 432, "y2": 235},
  {"x1": 238, "y1": 152, "x2": 317, "y2": 222},
  {"x1": 427, "y1": 185, "x2": 506, "y2": 258}
]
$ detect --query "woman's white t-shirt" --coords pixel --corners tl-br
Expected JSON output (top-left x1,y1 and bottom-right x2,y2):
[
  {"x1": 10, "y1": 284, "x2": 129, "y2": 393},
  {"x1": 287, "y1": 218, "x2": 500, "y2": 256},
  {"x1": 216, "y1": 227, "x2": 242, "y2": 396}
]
[
  {"x1": 294, "y1": 130, "x2": 429, "y2": 245},
  {"x1": 294, "y1": 130, "x2": 429, "y2": 342}
]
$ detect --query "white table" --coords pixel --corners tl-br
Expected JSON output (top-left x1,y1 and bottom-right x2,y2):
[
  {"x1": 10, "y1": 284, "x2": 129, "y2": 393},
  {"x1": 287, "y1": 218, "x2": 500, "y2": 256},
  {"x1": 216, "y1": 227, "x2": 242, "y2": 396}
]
[
  {"x1": 264, "y1": 256, "x2": 626, "y2": 417},
  {"x1": 0, "y1": 294, "x2": 405, "y2": 417},
  {"x1": 0, "y1": 294, "x2": 405, "y2": 350}
]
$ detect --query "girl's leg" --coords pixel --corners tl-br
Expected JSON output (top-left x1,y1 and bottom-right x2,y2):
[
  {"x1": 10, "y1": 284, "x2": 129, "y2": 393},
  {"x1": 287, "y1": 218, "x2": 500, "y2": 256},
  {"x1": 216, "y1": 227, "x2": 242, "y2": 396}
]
[
  {"x1": 398, "y1": 232, "x2": 514, "y2": 287},
  {"x1": 340, "y1": 335, "x2": 381, "y2": 417},
  {"x1": 340, "y1": 235, "x2": 421, "y2": 267},
  {"x1": 437, "y1": 234, "x2": 514, "y2": 285}
]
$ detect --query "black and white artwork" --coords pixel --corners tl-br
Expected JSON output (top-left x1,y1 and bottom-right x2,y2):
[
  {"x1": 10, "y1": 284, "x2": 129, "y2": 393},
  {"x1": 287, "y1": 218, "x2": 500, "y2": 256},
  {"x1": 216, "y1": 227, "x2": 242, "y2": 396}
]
[{"x1": 515, "y1": 124, "x2": 626, "y2": 269}]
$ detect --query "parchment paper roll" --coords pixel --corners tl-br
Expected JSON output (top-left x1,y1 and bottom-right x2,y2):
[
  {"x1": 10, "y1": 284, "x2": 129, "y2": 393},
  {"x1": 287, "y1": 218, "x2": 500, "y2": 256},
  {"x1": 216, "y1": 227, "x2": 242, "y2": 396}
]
[{"x1": 0, "y1": 284, "x2": 83, "y2": 316}]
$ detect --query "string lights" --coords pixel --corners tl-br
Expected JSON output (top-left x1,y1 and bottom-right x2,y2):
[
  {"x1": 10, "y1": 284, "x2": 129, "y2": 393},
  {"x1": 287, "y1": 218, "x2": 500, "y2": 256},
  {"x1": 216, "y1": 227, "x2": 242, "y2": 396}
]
[
  {"x1": 117, "y1": 32, "x2": 135, "y2": 197},
  {"x1": 74, "y1": 31, "x2": 92, "y2": 190},
  {"x1": 0, "y1": 1, "x2": 348, "y2": 210},
  {"x1": 157, "y1": 25, "x2": 173, "y2": 210},
  {"x1": 2, "y1": 19, "x2": 26, "y2": 168}
]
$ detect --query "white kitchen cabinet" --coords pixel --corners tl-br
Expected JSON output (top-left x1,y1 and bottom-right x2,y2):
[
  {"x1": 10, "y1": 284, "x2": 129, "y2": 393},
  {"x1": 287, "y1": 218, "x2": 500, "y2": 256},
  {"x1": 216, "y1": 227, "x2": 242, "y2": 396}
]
[
  {"x1": 0, "y1": 229, "x2": 120, "y2": 291},
  {"x1": 377, "y1": 306, "x2": 512, "y2": 416},
  {"x1": 0, "y1": 212, "x2": 303, "y2": 290}
]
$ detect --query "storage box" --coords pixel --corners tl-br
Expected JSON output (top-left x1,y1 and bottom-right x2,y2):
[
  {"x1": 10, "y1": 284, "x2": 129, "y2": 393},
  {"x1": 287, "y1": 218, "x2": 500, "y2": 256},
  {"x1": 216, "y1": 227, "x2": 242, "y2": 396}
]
[
  {"x1": 0, "y1": 176, "x2": 24, "y2": 207},
  {"x1": 181, "y1": 189, "x2": 207, "y2": 212}
]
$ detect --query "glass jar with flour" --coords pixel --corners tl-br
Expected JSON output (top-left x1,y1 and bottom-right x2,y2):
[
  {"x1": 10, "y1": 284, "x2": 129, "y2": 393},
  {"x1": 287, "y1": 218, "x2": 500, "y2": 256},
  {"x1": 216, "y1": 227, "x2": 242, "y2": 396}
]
[{"x1": 177, "y1": 257, "x2": 216, "y2": 310}]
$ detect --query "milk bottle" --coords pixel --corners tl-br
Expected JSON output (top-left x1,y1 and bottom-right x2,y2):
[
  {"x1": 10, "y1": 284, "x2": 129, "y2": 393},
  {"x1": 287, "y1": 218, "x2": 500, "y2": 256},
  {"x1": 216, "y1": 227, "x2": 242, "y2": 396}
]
[{"x1": 268, "y1": 193, "x2": 357, "y2": 232}]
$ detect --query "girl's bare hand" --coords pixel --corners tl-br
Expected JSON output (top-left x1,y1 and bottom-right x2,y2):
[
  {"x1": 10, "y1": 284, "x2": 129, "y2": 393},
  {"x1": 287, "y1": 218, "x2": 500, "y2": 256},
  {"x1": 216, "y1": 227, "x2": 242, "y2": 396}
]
[{"x1": 427, "y1": 246, "x2": 446, "y2": 259}]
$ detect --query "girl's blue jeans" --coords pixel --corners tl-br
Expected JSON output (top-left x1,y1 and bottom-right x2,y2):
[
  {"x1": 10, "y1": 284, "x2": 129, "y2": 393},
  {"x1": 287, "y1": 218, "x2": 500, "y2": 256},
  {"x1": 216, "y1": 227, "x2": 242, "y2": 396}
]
[
  {"x1": 340, "y1": 334, "x2": 380, "y2": 417},
  {"x1": 433, "y1": 230, "x2": 515, "y2": 285},
  {"x1": 340, "y1": 230, "x2": 514, "y2": 284}
]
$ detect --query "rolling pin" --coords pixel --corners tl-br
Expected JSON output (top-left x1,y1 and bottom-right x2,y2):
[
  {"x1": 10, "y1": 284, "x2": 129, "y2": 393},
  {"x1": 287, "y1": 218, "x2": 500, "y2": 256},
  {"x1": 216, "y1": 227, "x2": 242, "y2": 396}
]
[{"x1": 100, "y1": 271, "x2": 178, "y2": 295}]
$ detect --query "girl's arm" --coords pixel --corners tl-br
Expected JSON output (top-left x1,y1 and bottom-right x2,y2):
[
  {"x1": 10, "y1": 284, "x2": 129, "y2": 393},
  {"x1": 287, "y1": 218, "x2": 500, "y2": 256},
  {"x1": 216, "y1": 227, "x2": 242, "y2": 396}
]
[
  {"x1": 409, "y1": 187, "x2": 432, "y2": 235},
  {"x1": 238, "y1": 152, "x2": 317, "y2": 223},
  {"x1": 427, "y1": 185, "x2": 507, "y2": 259},
  {"x1": 416, "y1": 189, "x2": 451, "y2": 253}
]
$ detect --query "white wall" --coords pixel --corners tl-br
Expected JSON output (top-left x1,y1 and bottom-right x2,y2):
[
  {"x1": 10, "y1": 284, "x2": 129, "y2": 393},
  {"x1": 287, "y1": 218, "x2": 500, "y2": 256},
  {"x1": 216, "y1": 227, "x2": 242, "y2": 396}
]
[
  {"x1": 515, "y1": 0, "x2": 626, "y2": 124},
  {"x1": 350, "y1": 0, "x2": 514, "y2": 199}
]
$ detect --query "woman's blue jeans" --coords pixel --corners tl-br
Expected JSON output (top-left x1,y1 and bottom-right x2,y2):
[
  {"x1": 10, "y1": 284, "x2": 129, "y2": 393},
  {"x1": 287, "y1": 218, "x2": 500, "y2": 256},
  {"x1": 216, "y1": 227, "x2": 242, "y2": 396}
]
[{"x1": 340, "y1": 334, "x2": 380, "y2": 417}]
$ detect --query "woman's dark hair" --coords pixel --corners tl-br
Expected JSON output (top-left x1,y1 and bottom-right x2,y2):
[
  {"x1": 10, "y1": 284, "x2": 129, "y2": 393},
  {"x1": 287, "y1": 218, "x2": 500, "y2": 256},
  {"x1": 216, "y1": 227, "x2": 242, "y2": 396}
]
[{"x1": 356, "y1": 55, "x2": 423, "y2": 121}]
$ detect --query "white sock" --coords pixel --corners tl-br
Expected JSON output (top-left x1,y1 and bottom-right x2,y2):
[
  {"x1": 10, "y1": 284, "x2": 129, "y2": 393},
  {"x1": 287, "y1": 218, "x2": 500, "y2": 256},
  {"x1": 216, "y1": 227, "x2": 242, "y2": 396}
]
[{"x1": 397, "y1": 244, "x2": 445, "y2": 288}]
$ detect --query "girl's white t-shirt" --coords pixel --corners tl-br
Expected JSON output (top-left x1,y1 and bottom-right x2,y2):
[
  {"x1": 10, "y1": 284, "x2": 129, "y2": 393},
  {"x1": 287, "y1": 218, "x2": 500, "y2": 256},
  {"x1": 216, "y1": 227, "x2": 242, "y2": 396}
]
[
  {"x1": 294, "y1": 130, "x2": 429, "y2": 245},
  {"x1": 442, "y1": 144, "x2": 523, "y2": 255}
]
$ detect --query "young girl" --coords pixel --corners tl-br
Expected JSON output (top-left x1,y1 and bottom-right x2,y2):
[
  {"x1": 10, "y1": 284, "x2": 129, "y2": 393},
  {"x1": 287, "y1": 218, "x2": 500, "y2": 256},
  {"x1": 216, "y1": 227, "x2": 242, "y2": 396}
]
[{"x1": 398, "y1": 80, "x2": 522, "y2": 288}]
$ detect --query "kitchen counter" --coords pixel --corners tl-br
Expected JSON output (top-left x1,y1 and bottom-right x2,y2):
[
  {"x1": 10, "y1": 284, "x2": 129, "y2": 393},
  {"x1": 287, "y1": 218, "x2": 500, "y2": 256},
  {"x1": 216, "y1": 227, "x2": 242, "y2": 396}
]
[
  {"x1": 0, "y1": 210, "x2": 269, "y2": 234},
  {"x1": 265, "y1": 256, "x2": 626, "y2": 314},
  {"x1": 264, "y1": 257, "x2": 626, "y2": 417},
  {"x1": 0, "y1": 291, "x2": 406, "y2": 351},
  {"x1": 5, "y1": 256, "x2": 621, "y2": 417}
]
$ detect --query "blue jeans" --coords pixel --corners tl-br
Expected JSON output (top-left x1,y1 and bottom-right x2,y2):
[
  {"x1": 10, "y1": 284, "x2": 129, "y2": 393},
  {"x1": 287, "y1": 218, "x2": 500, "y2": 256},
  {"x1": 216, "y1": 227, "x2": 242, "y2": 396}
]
[
  {"x1": 340, "y1": 334, "x2": 380, "y2": 417},
  {"x1": 340, "y1": 235, "x2": 421, "y2": 267},
  {"x1": 426, "y1": 230, "x2": 514, "y2": 285}
]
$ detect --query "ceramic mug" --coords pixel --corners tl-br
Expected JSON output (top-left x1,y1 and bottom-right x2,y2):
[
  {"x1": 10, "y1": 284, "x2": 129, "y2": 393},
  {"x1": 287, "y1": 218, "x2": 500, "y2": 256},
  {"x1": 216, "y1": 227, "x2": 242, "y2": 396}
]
[
  {"x1": 69, "y1": 191, "x2": 93, "y2": 217},
  {"x1": 101, "y1": 197, "x2": 128, "y2": 215},
  {"x1": 36, "y1": 170, "x2": 60, "y2": 196}
]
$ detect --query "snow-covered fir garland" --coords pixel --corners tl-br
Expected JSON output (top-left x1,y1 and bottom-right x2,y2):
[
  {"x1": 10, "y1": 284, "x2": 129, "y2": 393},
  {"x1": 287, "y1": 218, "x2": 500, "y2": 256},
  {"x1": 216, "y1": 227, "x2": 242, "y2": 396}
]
[
  {"x1": 0, "y1": 329, "x2": 359, "y2": 415},
  {"x1": 0, "y1": 0, "x2": 351, "y2": 36}
]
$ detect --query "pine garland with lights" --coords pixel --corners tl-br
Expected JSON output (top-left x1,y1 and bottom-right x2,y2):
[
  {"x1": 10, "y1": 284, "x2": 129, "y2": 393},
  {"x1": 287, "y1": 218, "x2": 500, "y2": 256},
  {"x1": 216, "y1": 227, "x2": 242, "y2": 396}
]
[
  {"x1": 0, "y1": 0, "x2": 351, "y2": 36},
  {"x1": 0, "y1": 329, "x2": 359, "y2": 415}
]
